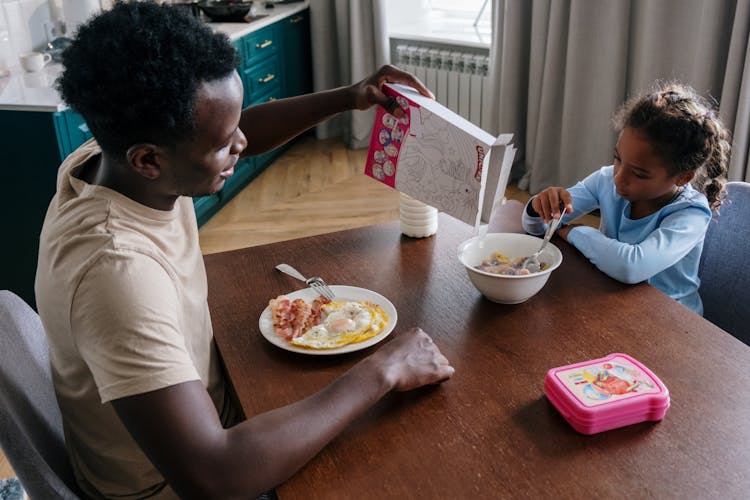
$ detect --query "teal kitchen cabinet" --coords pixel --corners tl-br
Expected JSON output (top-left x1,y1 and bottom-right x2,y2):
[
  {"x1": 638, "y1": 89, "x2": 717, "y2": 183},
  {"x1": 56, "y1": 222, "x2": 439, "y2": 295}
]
[
  {"x1": 193, "y1": 194, "x2": 222, "y2": 227},
  {"x1": 279, "y1": 10, "x2": 312, "y2": 99},
  {"x1": 242, "y1": 55, "x2": 282, "y2": 104},
  {"x1": 54, "y1": 108, "x2": 93, "y2": 159},
  {"x1": 0, "y1": 108, "x2": 88, "y2": 307},
  {"x1": 239, "y1": 23, "x2": 280, "y2": 106}
]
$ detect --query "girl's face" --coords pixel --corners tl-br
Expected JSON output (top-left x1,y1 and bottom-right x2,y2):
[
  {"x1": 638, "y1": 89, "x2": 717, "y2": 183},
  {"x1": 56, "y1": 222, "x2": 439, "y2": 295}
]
[{"x1": 613, "y1": 127, "x2": 692, "y2": 209}]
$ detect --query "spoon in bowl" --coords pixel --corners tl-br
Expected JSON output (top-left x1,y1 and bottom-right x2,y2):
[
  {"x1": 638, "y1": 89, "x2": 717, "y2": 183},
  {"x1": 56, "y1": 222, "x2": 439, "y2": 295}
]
[{"x1": 522, "y1": 215, "x2": 563, "y2": 273}]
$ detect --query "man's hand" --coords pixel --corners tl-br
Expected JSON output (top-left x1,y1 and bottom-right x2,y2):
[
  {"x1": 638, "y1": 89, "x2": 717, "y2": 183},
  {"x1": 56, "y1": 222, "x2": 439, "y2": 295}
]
[
  {"x1": 351, "y1": 65, "x2": 435, "y2": 118},
  {"x1": 371, "y1": 327, "x2": 454, "y2": 392}
]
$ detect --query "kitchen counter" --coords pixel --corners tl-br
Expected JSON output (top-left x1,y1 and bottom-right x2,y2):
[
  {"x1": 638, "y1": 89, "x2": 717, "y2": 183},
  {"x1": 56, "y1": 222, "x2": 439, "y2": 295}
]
[
  {"x1": 0, "y1": 63, "x2": 65, "y2": 112},
  {"x1": 0, "y1": 1, "x2": 309, "y2": 112},
  {"x1": 208, "y1": 1, "x2": 308, "y2": 42}
]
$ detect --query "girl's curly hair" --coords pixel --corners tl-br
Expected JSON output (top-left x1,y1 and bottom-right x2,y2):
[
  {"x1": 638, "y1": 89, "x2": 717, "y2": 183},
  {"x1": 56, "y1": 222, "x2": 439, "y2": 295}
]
[{"x1": 613, "y1": 82, "x2": 731, "y2": 212}]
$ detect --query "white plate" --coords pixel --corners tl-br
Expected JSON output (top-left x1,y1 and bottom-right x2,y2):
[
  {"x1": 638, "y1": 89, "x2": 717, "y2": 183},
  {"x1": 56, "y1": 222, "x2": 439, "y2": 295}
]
[{"x1": 258, "y1": 285, "x2": 398, "y2": 355}]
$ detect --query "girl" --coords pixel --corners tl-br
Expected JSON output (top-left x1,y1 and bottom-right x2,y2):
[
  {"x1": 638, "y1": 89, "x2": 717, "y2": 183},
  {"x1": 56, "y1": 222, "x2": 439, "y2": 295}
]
[{"x1": 522, "y1": 83, "x2": 731, "y2": 314}]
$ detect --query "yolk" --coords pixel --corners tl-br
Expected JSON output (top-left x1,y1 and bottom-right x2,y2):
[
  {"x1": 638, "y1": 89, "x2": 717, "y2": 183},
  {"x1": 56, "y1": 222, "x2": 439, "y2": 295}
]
[{"x1": 328, "y1": 317, "x2": 356, "y2": 334}]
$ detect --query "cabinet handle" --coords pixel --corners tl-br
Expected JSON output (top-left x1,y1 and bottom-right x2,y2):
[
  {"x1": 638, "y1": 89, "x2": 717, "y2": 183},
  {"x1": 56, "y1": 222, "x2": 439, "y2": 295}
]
[
  {"x1": 290, "y1": 16, "x2": 303, "y2": 23},
  {"x1": 258, "y1": 73, "x2": 276, "y2": 84},
  {"x1": 256, "y1": 40, "x2": 273, "y2": 49}
]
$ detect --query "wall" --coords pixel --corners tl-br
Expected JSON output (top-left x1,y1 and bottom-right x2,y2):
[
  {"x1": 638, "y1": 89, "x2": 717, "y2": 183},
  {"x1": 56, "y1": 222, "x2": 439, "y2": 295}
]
[
  {"x1": 0, "y1": 0, "x2": 116, "y2": 72},
  {"x1": 1, "y1": 0, "x2": 56, "y2": 59}
]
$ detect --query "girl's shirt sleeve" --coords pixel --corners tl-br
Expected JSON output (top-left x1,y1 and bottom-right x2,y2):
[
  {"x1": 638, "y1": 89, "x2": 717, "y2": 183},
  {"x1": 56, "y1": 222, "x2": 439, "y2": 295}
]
[
  {"x1": 567, "y1": 207, "x2": 711, "y2": 284},
  {"x1": 520, "y1": 165, "x2": 711, "y2": 286},
  {"x1": 521, "y1": 200, "x2": 547, "y2": 235},
  {"x1": 521, "y1": 166, "x2": 608, "y2": 235}
]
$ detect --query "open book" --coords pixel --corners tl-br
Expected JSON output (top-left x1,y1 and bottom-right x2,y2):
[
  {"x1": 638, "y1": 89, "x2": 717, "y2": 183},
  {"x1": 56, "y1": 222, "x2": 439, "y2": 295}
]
[{"x1": 364, "y1": 83, "x2": 516, "y2": 227}]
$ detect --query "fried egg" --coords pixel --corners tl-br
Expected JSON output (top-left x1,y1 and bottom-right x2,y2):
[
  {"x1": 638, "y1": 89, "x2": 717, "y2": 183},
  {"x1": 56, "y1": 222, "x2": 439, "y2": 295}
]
[{"x1": 291, "y1": 301, "x2": 388, "y2": 349}]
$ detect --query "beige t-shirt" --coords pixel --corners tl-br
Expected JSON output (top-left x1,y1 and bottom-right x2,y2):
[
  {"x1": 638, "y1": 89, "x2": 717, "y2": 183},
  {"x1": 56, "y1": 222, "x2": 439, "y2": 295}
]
[{"x1": 35, "y1": 140, "x2": 231, "y2": 499}]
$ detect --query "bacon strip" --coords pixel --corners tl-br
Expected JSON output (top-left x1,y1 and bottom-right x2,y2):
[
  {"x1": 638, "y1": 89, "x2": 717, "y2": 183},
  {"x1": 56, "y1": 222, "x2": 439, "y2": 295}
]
[
  {"x1": 290, "y1": 299, "x2": 312, "y2": 338},
  {"x1": 269, "y1": 295, "x2": 294, "y2": 340},
  {"x1": 306, "y1": 296, "x2": 329, "y2": 331},
  {"x1": 269, "y1": 295, "x2": 331, "y2": 341}
]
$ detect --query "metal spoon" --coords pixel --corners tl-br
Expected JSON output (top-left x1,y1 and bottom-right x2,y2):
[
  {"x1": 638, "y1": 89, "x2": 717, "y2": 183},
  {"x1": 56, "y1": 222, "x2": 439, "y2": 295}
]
[{"x1": 522, "y1": 216, "x2": 562, "y2": 273}]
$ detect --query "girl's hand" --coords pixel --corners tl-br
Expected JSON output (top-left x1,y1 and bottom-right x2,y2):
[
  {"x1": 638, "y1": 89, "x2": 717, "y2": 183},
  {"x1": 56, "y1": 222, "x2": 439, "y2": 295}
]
[
  {"x1": 350, "y1": 65, "x2": 434, "y2": 118},
  {"x1": 532, "y1": 187, "x2": 574, "y2": 222}
]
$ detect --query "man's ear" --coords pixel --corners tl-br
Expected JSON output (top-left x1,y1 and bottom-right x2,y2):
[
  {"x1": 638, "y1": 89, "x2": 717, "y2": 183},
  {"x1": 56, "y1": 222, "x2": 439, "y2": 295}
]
[{"x1": 126, "y1": 144, "x2": 165, "y2": 180}]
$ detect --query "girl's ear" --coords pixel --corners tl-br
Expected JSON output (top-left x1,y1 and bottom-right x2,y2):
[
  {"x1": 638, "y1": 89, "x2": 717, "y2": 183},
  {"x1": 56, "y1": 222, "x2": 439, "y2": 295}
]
[
  {"x1": 126, "y1": 144, "x2": 164, "y2": 180},
  {"x1": 675, "y1": 170, "x2": 696, "y2": 187}
]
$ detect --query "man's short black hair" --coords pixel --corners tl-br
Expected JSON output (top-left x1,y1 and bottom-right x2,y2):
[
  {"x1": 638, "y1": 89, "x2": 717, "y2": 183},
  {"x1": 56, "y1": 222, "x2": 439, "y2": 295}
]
[{"x1": 57, "y1": 1, "x2": 239, "y2": 157}]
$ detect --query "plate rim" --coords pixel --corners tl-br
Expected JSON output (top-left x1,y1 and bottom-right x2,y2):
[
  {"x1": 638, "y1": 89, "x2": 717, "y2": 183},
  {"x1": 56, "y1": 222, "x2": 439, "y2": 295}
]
[{"x1": 258, "y1": 285, "x2": 398, "y2": 355}]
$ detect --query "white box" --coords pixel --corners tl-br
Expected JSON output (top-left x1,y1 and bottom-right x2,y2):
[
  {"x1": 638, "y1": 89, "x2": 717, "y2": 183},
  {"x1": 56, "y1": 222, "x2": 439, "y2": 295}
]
[{"x1": 364, "y1": 83, "x2": 516, "y2": 227}]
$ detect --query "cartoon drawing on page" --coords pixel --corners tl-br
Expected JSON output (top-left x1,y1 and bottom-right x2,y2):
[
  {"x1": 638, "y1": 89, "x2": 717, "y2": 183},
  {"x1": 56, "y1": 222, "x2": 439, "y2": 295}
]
[
  {"x1": 394, "y1": 107, "x2": 488, "y2": 224},
  {"x1": 365, "y1": 83, "x2": 515, "y2": 227}
]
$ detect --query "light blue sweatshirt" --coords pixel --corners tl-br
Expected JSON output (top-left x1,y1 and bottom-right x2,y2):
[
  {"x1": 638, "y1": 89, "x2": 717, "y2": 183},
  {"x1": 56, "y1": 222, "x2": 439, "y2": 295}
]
[{"x1": 522, "y1": 165, "x2": 712, "y2": 314}]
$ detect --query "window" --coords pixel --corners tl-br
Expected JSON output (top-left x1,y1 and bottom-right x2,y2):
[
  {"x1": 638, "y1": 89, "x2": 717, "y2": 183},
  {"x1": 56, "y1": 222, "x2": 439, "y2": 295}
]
[
  {"x1": 385, "y1": 0, "x2": 492, "y2": 48},
  {"x1": 430, "y1": 0, "x2": 491, "y2": 19}
]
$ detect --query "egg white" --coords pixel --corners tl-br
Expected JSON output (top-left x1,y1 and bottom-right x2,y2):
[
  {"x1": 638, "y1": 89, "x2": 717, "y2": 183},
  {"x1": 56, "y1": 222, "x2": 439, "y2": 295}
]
[{"x1": 291, "y1": 301, "x2": 389, "y2": 349}]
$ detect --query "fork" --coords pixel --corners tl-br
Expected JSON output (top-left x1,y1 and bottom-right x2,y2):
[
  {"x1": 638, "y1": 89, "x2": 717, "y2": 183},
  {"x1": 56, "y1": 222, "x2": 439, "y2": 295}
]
[{"x1": 275, "y1": 264, "x2": 336, "y2": 300}]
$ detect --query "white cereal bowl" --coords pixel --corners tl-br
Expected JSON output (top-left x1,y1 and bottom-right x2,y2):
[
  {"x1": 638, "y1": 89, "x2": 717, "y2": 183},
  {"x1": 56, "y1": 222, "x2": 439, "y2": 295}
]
[{"x1": 457, "y1": 233, "x2": 563, "y2": 304}]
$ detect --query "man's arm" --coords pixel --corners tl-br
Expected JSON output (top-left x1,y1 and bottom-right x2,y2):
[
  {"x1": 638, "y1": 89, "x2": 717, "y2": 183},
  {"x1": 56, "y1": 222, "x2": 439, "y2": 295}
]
[
  {"x1": 238, "y1": 64, "x2": 433, "y2": 156},
  {"x1": 112, "y1": 327, "x2": 453, "y2": 499}
]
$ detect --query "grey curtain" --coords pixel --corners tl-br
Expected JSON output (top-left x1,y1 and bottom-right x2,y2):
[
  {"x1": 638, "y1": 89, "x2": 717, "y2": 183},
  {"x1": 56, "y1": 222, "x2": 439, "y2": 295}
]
[
  {"x1": 487, "y1": 0, "x2": 750, "y2": 194},
  {"x1": 720, "y1": 0, "x2": 750, "y2": 182},
  {"x1": 310, "y1": 0, "x2": 389, "y2": 148}
]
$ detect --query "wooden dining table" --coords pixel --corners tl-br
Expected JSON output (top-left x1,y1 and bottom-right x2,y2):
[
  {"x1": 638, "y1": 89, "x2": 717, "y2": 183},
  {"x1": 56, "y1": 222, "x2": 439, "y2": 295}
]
[{"x1": 204, "y1": 213, "x2": 750, "y2": 499}]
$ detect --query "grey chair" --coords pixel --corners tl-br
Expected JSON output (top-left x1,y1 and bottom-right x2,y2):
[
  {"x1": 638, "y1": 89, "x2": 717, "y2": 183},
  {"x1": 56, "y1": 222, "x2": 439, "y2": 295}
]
[
  {"x1": 698, "y1": 181, "x2": 750, "y2": 345},
  {"x1": 0, "y1": 290, "x2": 83, "y2": 499}
]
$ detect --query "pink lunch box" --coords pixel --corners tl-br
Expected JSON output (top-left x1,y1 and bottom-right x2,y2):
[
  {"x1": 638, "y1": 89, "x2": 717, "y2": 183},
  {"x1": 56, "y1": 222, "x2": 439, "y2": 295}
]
[{"x1": 544, "y1": 353, "x2": 670, "y2": 435}]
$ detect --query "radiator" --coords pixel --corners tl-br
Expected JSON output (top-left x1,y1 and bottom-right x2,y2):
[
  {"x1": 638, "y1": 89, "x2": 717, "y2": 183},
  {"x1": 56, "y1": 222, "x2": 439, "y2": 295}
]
[{"x1": 395, "y1": 45, "x2": 492, "y2": 131}]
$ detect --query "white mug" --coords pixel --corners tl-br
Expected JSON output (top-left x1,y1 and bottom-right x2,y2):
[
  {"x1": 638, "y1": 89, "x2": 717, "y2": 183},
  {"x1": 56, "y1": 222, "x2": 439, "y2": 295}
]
[{"x1": 19, "y1": 51, "x2": 51, "y2": 73}]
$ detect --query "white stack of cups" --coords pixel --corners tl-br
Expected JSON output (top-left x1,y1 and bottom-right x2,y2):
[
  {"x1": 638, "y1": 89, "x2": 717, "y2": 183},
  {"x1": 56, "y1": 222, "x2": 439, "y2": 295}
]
[{"x1": 399, "y1": 192, "x2": 438, "y2": 237}]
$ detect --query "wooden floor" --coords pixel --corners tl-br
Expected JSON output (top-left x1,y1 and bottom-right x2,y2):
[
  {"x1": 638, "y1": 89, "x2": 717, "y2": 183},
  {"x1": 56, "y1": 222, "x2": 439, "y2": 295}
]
[
  {"x1": 0, "y1": 135, "x2": 596, "y2": 482},
  {"x1": 198, "y1": 135, "x2": 402, "y2": 254}
]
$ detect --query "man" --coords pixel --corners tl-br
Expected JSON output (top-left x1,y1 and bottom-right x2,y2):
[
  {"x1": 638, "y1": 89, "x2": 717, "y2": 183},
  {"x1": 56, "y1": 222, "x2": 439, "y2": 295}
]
[{"x1": 35, "y1": 3, "x2": 454, "y2": 498}]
